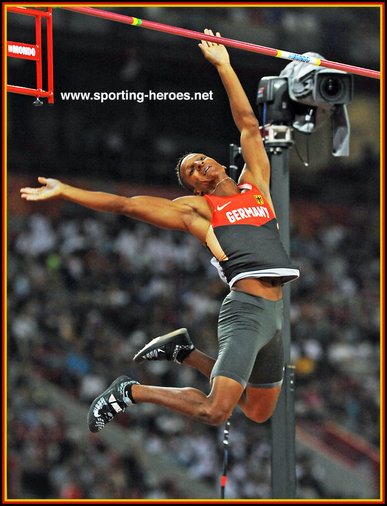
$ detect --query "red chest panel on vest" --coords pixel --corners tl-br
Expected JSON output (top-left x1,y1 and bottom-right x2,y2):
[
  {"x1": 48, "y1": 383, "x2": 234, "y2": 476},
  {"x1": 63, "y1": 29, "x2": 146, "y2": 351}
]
[{"x1": 204, "y1": 183, "x2": 275, "y2": 228}]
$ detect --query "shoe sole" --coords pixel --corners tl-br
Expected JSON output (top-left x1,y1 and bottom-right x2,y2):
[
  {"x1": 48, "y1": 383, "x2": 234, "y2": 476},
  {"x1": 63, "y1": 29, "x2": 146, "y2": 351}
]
[
  {"x1": 133, "y1": 328, "x2": 190, "y2": 363},
  {"x1": 87, "y1": 375, "x2": 130, "y2": 432}
]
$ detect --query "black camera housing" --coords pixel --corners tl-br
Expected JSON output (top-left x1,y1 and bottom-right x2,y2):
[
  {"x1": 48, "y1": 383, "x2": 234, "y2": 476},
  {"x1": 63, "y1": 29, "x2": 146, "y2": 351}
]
[{"x1": 256, "y1": 77, "x2": 295, "y2": 125}]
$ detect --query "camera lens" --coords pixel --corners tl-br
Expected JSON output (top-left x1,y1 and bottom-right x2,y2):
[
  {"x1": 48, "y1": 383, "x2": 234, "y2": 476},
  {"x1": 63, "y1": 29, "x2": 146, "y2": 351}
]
[{"x1": 319, "y1": 76, "x2": 344, "y2": 102}]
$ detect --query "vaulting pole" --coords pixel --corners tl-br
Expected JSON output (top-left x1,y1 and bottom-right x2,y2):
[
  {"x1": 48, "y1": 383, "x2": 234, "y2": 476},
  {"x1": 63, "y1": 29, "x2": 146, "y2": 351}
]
[{"x1": 61, "y1": 6, "x2": 380, "y2": 80}]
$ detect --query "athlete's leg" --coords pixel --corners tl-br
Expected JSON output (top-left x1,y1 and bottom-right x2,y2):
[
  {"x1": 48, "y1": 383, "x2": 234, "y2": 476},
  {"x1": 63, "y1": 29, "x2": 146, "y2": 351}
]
[
  {"x1": 132, "y1": 292, "x2": 284, "y2": 425},
  {"x1": 184, "y1": 350, "x2": 282, "y2": 422},
  {"x1": 87, "y1": 373, "x2": 244, "y2": 432},
  {"x1": 134, "y1": 343, "x2": 281, "y2": 423},
  {"x1": 131, "y1": 375, "x2": 244, "y2": 426},
  {"x1": 238, "y1": 321, "x2": 284, "y2": 422}
]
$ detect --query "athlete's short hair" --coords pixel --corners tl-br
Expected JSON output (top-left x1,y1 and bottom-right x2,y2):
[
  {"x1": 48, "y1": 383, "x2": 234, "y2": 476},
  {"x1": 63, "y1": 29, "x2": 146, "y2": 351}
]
[{"x1": 175, "y1": 153, "x2": 195, "y2": 192}]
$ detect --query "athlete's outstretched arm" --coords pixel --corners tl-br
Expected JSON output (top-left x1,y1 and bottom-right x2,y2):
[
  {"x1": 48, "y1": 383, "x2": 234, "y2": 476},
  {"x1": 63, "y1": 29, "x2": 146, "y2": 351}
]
[
  {"x1": 199, "y1": 29, "x2": 271, "y2": 196},
  {"x1": 20, "y1": 177, "x2": 204, "y2": 233}
]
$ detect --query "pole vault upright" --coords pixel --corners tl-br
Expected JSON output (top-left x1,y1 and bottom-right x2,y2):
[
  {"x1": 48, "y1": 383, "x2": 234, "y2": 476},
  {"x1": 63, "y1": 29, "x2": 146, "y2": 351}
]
[
  {"x1": 6, "y1": 6, "x2": 54, "y2": 104},
  {"x1": 265, "y1": 126, "x2": 297, "y2": 498}
]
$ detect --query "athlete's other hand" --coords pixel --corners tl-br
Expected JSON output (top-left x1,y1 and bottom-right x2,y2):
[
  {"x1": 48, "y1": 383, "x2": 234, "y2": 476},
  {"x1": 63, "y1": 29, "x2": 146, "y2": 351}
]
[
  {"x1": 199, "y1": 29, "x2": 230, "y2": 67},
  {"x1": 20, "y1": 177, "x2": 62, "y2": 201}
]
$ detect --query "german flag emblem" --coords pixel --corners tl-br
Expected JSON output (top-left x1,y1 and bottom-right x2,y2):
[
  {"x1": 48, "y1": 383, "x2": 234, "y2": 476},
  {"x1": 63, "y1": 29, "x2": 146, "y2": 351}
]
[{"x1": 254, "y1": 195, "x2": 264, "y2": 205}]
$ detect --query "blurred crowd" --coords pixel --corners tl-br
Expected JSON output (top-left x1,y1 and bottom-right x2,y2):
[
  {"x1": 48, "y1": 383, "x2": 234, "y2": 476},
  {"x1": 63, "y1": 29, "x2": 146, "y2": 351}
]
[{"x1": 7, "y1": 184, "x2": 380, "y2": 499}]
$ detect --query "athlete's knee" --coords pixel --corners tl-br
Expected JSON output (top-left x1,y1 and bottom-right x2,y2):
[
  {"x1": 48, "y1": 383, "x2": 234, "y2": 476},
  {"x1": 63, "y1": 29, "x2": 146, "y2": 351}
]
[
  {"x1": 245, "y1": 405, "x2": 276, "y2": 423},
  {"x1": 242, "y1": 385, "x2": 282, "y2": 423},
  {"x1": 203, "y1": 403, "x2": 233, "y2": 426},
  {"x1": 203, "y1": 376, "x2": 244, "y2": 425}
]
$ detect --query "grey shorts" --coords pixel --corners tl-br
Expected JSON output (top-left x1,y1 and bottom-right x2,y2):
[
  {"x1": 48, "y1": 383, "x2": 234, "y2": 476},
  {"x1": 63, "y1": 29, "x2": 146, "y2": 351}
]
[{"x1": 210, "y1": 290, "x2": 284, "y2": 389}]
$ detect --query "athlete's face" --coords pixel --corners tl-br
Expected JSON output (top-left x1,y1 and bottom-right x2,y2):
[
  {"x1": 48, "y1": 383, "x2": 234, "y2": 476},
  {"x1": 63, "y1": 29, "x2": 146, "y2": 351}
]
[{"x1": 180, "y1": 153, "x2": 227, "y2": 195}]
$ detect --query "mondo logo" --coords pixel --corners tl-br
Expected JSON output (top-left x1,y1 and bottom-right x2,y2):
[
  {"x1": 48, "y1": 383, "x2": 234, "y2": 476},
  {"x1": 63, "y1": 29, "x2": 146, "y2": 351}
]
[{"x1": 8, "y1": 44, "x2": 36, "y2": 56}]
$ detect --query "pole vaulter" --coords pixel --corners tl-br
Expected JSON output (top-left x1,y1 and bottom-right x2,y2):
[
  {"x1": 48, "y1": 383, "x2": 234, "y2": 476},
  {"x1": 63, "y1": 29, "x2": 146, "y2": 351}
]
[
  {"x1": 61, "y1": 6, "x2": 380, "y2": 80},
  {"x1": 11, "y1": 5, "x2": 381, "y2": 500}
]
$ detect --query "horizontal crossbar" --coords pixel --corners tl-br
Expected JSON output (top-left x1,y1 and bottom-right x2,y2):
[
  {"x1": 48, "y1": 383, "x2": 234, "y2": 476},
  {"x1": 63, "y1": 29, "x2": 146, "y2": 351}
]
[{"x1": 61, "y1": 6, "x2": 380, "y2": 80}]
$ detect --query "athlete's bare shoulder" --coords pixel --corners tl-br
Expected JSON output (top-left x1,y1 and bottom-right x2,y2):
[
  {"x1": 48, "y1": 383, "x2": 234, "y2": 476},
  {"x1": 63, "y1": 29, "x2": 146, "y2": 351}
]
[
  {"x1": 173, "y1": 195, "x2": 213, "y2": 242},
  {"x1": 173, "y1": 194, "x2": 213, "y2": 221}
]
